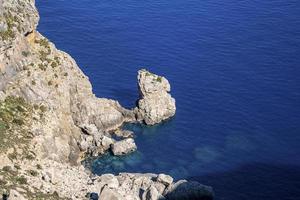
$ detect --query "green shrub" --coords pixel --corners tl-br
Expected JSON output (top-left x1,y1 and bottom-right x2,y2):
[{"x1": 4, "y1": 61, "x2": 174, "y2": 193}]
[
  {"x1": 8, "y1": 152, "x2": 17, "y2": 160},
  {"x1": 156, "y1": 76, "x2": 162, "y2": 82},
  {"x1": 38, "y1": 63, "x2": 46, "y2": 71},
  {"x1": 14, "y1": 165, "x2": 21, "y2": 170},
  {"x1": 51, "y1": 62, "x2": 57, "y2": 68},
  {"x1": 12, "y1": 118, "x2": 24, "y2": 126},
  {"x1": 2, "y1": 166, "x2": 12, "y2": 172},
  {"x1": 35, "y1": 38, "x2": 50, "y2": 48},
  {"x1": 36, "y1": 164, "x2": 42, "y2": 170},
  {"x1": 16, "y1": 176, "x2": 27, "y2": 184},
  {"x1": 0, "y1": 178, "x2": 7, "y2": 186},
  {"x1": 24, "y1": 153, "x2": 35, "y2": 160},
  {"x1": 40, "y1": 105, "x2": 47, "y2": 113}
]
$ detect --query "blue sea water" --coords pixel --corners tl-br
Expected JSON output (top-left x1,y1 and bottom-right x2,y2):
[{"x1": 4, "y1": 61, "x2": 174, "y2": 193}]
[{"x1": 36, "y1": 0, "x2": 300, "y2": 199}]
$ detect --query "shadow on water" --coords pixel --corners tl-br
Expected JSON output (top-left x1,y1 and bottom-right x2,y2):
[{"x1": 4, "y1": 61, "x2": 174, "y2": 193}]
[{"x1": 189, "y1": 163, "x2": 300, "y2": 200}]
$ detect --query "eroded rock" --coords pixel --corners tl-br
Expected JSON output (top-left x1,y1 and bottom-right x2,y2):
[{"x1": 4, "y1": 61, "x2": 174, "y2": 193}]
[
  {"x1": 111, "y1": 138, "x2": 137, "y2": 156},
  {"x1": 157, "y1": 174, "x2": 173, "y2": 186},
  {"x1": 136, "y1": 69, "x2": 176, "y2": 125}
]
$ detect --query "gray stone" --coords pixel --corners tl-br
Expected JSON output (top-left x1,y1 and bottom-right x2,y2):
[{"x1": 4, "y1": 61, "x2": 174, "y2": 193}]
[
  {"x1": 114, "y1": 129, "x2": 134, "y2": 138},
  {"x1": 111, "y1": 138, "x2": 137, "y2": 156},
  {"x1": 99, "y1": 186, "x2": 122, "y2": 200},
  {"x1": 80, "y1": 124, "x2": 98, "y2": 135},
  {"x1": 142, "y1": 186, "x2": 165, "y2": 200},
  {"x1": 101, "y1": 136, "x2": 115, "y2": 149},
  {"x1": 157, "y1": 174, "x2": 173, "y2": 186},
  {"x1": 98, "y1": 174, "x2": 119, "y2": 189}
]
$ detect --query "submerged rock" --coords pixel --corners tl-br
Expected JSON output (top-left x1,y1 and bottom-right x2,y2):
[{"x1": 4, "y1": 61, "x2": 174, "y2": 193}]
[
  {"x1": 136, "y1": 69, "x2": 176, "y2": 125},
  {"x1": 111, "y1": 138, "x2": 137, "y2": 155}
]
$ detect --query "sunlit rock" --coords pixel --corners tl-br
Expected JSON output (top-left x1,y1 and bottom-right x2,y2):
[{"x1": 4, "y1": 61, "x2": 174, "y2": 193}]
[
  {"x1": 136, "y1": 69, "x2": 176, "y2": 125},
  {"x1": 111, "y1": 138, "x2": 137, "y2": 156}
]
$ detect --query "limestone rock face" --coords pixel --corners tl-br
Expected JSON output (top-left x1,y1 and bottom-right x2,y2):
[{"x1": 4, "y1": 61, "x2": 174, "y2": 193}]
[
  {"x1": 111, "y1": 138, "x2": 137, "y2": 155},
  {"x1": 136, "y1": 69, "x2": 176, "y2": 125},
  {"x1": 0, "y1": 0, "x2": 135, "y2": 163}
]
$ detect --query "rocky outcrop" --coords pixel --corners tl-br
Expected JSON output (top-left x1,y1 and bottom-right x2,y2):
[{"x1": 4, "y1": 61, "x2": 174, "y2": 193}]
[
  {"x1": 1, "y1": 158, "x2": 214, "y2": 200},
  {"x1": 111, "y1": 138, "x2": 137, "y2": 156},
  {"x1": 136, "y1": 69, "x2": 176, "y2": 125},
  {"x1": 0, "y1": 0, "x2": 136, "y2": 163}
]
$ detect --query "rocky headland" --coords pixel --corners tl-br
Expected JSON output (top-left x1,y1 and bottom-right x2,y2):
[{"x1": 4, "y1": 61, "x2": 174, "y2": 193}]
[{"x1": 0, "y1": 0, "x2": 213, "y2": 199}]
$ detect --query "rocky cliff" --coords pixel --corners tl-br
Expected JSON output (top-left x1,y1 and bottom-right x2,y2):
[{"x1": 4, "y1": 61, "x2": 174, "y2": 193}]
[
  {"x1": 0, "y1": 0, "x2": 213, "y2": 199},
  {"x1": 0, "y1": 0, "x2": 137, "y2": 164}
]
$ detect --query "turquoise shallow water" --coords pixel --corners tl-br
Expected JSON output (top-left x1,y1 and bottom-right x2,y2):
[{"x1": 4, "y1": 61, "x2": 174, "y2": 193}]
[{"x1": 36, "y1": 0, "x2": 300, "y2": 199}]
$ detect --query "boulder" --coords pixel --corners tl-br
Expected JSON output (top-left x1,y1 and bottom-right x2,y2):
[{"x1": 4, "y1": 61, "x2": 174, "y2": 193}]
[
  {"x1": 101, "y1": 136, "x2": 115, "y2": 150},
  {"x1": 157, "y1": 174, "x2": 173, "y2": 186},
  {"x1": 98, "y1": 174, "x2": 119, "y2": 189},
  {"x1": 99, "y1": 186, "x2": 122, "y2": 200},
  {"x1": 111, "y1": 138, "x2": 137, "y2": 156},
  {"x1": 142, "y1": 186, "x2": 165, "y2": 200},
  {"x1": 136, "y1": 69, "x2": 176, "y2": 125}
]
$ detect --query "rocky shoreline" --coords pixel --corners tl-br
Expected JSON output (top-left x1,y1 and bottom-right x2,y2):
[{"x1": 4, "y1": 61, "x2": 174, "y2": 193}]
[{"x1": 0, "y1": 0, "x2": 213, "y2": 199}]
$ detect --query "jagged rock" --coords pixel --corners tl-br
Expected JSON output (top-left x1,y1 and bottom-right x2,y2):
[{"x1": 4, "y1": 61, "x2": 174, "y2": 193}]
[
  {"x1": 157, "y1": 174, "x2": 173, "y2": 186},
  {"x1": 136, "y1": 69, "x2": 176, "y2": 125},
  {"x1": 111, "y1": 138, "x2": 137, "y2": 155},
  {"x1": 0, "y1": 0, "x2": 135, "y2": 162},
  {"x1": 98, "y1": 174, "x2": 119, "y2": 189},
  {"x1": 80, "y1": 124, "x2": 99, "y2": 135},
  {"x1": 142, "y1": 186, "x2": 164, "y2": 200},
  {"x1": 99, "y1": 186, "x2": 123, "y2": 200},
  {"x1": 78, "y1": 139, "x2": 89, "y2": 151},
  {"x1": 153, "y1": 182, "x2": 166, "y2": 194},
  {"x1": 101, "y1": 135, "x2": 115, "y2": 149},
  {"x1": 114, "y1": 129, "x2": 134, "y2": 138}
]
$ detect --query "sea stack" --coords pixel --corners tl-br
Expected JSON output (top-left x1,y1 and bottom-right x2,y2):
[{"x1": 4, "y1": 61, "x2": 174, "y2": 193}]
[{"x1": 136, "y1": 69, "x2": 176, "y2": 125}]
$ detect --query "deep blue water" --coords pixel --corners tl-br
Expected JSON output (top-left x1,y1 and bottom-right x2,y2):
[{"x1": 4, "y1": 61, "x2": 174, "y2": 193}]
[{"x1": 36, "y1": 0, "x2": 300, "y2": 199}]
